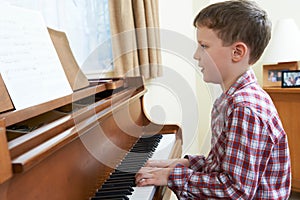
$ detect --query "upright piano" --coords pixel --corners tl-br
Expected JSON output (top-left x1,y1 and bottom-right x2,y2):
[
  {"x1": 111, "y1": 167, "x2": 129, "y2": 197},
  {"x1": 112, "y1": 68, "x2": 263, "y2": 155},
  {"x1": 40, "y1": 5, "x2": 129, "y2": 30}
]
[{"x1": 0, "y1": 28, "x2": 182, "y2": 200}]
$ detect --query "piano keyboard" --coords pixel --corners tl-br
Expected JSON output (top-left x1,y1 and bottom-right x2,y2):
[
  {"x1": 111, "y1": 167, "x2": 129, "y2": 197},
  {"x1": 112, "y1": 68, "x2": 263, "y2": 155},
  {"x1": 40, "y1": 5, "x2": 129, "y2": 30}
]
[{"x1": 90, "y1": 134, "x2": 176, "y2": 200}]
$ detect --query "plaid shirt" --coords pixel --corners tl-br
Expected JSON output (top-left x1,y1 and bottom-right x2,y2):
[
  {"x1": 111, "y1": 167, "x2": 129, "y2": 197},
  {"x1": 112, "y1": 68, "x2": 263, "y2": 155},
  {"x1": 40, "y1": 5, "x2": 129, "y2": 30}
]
[{"x1": 168, "y1": 69, "x2": 291, "y2": 199}]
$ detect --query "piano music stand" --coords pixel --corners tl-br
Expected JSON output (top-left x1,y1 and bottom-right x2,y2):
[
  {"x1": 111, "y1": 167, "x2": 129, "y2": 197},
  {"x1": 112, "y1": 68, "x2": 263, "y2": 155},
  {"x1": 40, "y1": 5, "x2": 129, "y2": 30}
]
[{"x1": 0, "y1": 75, "x2": 14, "y2": 113}]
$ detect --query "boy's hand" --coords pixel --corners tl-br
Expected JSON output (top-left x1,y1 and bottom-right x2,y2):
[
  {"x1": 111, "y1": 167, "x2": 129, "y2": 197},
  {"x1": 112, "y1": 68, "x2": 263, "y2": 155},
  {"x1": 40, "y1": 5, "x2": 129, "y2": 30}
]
[
  {"x1": 135, "y1": 167, "x2": 172, "y2": 186},
  {"x1": 135, "y1": 158, "x2": 189, "y2": 187}
]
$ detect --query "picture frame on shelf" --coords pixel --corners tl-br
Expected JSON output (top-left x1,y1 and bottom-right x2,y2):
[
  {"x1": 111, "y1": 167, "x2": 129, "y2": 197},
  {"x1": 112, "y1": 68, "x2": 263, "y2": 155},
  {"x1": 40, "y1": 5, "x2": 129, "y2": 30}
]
[
  {"x1": 263, "y1": 61, "x2": 299, "y2": 87},
  {"x1": 281, "y1": 70, "x2": 300, "y2": 88}
]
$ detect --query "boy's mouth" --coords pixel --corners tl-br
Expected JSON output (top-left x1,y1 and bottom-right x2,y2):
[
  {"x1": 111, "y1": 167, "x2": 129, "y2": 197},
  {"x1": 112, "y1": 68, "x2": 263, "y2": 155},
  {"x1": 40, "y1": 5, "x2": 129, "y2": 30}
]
[{"x1": 198, "y1": 65, "x2": 204, "y2": 73}]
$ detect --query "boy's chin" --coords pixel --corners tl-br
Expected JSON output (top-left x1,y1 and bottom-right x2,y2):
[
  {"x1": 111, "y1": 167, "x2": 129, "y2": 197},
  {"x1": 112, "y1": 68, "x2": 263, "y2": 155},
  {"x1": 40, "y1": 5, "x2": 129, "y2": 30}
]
[{"x1": 202, "y1": 76, "x2": 222, "y2": 85}]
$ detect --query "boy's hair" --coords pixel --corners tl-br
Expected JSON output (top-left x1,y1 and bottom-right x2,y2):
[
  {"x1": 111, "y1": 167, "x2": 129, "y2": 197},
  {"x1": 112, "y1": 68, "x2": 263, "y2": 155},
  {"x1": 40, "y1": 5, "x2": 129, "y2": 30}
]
[{"x1": 194, "y1": 0, "x2": 271, "y2": 64}]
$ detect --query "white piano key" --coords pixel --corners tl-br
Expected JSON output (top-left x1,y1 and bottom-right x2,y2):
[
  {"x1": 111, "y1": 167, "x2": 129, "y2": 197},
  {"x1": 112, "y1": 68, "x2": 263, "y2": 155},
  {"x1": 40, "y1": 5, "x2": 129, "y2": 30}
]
[
  {"x1": 150, "y1": 134, "x2": 176, "y2": 160},
  {"x1": 129, "y1": 186, "x2": 156, "y2": 200}
]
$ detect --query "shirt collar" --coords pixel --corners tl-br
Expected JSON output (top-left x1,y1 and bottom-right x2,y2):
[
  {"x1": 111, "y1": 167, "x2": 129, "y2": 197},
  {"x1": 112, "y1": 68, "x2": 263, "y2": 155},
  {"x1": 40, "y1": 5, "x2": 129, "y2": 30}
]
[
  {"x1": 225, "y1": 68, "x2": 257, "y2": 96},
  {"x1": 213, "y1": 68, "x2": 257, "y2": 110}
]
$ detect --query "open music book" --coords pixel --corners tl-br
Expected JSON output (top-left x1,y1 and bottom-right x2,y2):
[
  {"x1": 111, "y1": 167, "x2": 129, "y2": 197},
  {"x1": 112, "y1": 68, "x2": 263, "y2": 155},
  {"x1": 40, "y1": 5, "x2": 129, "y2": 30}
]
[{"x1": 0, "y1": 4, "x2": 88, "y2": 111}]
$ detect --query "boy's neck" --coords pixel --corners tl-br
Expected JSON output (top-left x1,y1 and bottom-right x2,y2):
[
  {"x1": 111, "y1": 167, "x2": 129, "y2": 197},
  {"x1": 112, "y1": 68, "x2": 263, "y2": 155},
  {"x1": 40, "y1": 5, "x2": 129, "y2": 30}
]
[{"x1": 221, "y1": 67, "x2": 250, "y2": 92}]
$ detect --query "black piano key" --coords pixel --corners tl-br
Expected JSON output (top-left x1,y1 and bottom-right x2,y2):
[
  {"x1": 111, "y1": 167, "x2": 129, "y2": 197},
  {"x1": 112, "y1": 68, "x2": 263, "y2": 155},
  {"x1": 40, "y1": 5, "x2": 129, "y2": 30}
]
[
  {"x1": 117, "y1": 161, "x2": 148, "y2": 166},
  {"x1": 97, "y1": 186, "x2": 134, "y2": 195},
  {"x1": 116, "y1": 163, "x2": 146, "y2": 171},
  {"x1": 109, "y1": 173, "x2": 136, "y2": 178},
  {"x1": 101, "y1": 181, "x2": 135, "y2": 189},
  {"x1": 91, "y1": 198, "x2": 128, "y2": 200},
  {"x1": 106, "y1": 176, "x2": 135, "y2": 182},
  {"x1": 108, "y1": 176, "x2": 136, "y2": 184},
  {"x1": 117, "y1": 158, "x2": 148, "y2": 164},
  {"x1": 120, "y1": 156, "x2": 148, "y2": 161},
  {"x1": 95, "y1": 189, "x2": 132, "y2": 196},
  {"x1": 104, "y1": 179, "x2": 135, "y2": 185},
  {"x1": 98, "y1": 186, "x2": 133, "y2": 191},
  {"x1": 122, "y1": 153, "x2": 151, "y2": 158},
  {"x1": 121, "y1": 154, "x2": 150, "y2": 159},
  {"x1": 110, "y1": 171, "x2": 136, "y2": 177},
  {"x1": 91, "y1": 194, "x2": 129, "y2": 200}
]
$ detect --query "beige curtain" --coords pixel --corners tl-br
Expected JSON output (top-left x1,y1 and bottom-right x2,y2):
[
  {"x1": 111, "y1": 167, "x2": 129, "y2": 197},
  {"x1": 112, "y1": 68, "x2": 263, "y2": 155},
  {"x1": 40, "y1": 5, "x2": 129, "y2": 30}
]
[{"x1": 108, "y1": 0, "x2": 162, "y2": 79}]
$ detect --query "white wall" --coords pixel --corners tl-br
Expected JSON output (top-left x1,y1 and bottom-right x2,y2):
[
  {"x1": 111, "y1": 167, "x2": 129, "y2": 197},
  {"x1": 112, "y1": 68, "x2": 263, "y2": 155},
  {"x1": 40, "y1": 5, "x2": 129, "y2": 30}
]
[
  {"x1": 144, "y1": 0, "x2": 217, "y2": 157},
  {"x1": 253, "y1": 0, "x2": 300, "y2": 84}
]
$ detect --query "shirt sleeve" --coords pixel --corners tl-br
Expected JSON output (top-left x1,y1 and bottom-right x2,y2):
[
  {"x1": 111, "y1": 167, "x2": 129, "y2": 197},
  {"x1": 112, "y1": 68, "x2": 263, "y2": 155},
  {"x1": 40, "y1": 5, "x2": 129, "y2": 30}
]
[
  {"x1": 168, "y1": 106, "x2": 274, "y2": 199},
  {"x1": 184, "y1": 155, "x2": 206, "y2": 171}
]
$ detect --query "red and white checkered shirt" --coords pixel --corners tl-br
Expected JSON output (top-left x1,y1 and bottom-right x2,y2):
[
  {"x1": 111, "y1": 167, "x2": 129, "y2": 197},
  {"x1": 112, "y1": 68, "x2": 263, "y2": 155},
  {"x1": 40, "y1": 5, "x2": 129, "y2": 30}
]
[{"x1": 168, "y1": 69, "x2": 291, "y2": 199}]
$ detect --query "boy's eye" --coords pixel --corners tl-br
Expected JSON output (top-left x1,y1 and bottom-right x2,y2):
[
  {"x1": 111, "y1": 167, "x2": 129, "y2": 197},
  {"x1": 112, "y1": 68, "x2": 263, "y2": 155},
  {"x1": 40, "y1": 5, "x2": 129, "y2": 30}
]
[{"x1": 200, "y1": 44, "x2": 207, "y2": 49}]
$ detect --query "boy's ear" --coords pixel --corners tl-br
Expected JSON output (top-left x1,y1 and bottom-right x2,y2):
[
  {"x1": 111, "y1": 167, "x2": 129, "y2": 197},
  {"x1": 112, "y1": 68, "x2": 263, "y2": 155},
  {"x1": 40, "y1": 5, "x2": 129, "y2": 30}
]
[{"x1": 231, "y1": 42, "x2": 247, "y2": 62}]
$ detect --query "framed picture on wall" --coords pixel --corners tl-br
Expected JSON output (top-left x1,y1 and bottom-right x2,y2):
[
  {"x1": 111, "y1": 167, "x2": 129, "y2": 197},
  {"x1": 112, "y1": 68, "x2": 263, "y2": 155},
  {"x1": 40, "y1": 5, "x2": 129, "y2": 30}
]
[{"x1": 263, "y1": 61, "x2": 299, "y2": 87}]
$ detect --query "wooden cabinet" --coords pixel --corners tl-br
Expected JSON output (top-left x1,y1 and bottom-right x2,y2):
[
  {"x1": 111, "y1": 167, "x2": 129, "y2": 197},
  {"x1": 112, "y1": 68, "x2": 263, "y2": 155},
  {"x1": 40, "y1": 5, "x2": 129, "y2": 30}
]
[{"x1": 264, "y1": 87, "x2": 300, "y2": 192}]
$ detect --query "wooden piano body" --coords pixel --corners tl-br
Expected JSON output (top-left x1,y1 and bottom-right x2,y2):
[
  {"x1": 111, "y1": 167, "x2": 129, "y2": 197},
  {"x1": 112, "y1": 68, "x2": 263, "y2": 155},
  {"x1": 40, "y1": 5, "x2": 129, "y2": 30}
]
[{"x1": 0, "y1": 76, "x2": 182, "y2": 200}]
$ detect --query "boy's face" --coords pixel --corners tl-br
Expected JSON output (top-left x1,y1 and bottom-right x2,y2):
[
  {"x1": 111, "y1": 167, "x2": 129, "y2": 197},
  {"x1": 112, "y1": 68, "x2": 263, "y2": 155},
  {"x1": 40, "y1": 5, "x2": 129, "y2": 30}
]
[{"x1": 193, "y1": 26, "x2": 233, "y2": 86}]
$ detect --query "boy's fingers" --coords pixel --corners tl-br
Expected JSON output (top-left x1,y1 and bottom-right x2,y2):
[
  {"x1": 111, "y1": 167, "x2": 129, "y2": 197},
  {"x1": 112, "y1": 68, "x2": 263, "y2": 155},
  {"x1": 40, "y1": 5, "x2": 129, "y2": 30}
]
[
  {"x1": 135, "y1": 172, "x2": 153, "y2": 185},
  {"x1": 136, "y1": 177, "x2": 155, "y2": 187}
]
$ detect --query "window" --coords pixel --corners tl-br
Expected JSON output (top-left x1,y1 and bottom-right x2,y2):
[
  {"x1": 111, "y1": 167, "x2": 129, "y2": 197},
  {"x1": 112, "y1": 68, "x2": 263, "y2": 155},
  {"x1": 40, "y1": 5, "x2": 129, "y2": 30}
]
[{"x1": 7, "y1": 0, "x2": 113, "y2": 74}]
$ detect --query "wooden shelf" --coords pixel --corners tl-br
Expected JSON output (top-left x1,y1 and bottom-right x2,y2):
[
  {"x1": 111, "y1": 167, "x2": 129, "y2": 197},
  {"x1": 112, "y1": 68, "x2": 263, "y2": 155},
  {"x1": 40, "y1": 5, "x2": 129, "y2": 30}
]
[{"x1": 264, "y1": 87, "x2": 300, "y2": 94}]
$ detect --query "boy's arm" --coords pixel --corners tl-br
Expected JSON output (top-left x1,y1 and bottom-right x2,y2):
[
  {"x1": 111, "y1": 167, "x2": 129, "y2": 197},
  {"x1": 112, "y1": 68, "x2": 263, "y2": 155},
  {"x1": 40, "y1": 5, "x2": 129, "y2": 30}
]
[{"x1": 183, "y1": 155, "x2": 206, "y2": 171}]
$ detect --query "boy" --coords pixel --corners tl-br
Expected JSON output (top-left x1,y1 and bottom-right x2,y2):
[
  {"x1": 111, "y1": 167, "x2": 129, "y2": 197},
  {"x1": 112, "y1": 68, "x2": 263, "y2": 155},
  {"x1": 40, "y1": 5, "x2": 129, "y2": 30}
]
[{"x1": 135, "y1": 0, "x2": 291, "y2": 199}]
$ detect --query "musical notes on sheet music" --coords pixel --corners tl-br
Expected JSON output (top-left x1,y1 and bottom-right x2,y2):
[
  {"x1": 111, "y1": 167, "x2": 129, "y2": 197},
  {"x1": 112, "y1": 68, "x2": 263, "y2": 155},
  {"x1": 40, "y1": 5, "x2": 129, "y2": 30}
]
[{"x1": 0, "y1": 5, "x2": 72, "y2": 110}]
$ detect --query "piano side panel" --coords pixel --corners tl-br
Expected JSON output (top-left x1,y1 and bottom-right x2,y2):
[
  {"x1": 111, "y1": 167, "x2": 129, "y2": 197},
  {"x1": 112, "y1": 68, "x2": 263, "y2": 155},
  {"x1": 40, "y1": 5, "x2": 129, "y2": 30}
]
[
  {"x1": 0, "y1": 119, "x2": 12, "y2": 184},
  {"x1": 153, "y1": 128, "x2": 182, "y2": 200}
]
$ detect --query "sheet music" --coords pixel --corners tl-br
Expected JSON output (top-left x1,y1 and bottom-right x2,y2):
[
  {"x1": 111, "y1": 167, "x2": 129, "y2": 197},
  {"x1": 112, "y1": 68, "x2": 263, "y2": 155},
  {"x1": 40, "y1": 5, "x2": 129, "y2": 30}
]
[{"x1": 0, "y1": 5, "x2": 72, "y2": 110}]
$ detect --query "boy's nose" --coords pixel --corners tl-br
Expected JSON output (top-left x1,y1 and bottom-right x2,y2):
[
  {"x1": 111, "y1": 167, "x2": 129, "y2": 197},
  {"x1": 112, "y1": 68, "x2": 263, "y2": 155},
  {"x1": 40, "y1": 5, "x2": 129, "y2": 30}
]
[{"x1": 193, "y1": 50, "x2": 200, "y2": 61}]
